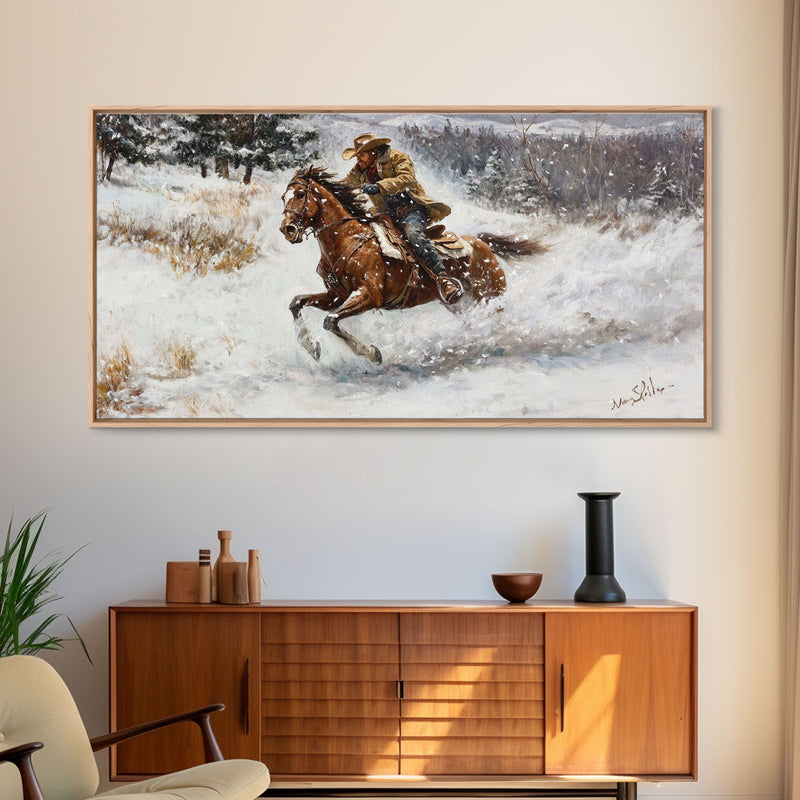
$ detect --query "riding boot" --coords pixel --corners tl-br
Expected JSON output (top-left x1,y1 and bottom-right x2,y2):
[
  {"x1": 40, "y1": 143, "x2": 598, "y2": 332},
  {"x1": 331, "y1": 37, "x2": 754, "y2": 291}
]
[
  {"x1": 421, "y1": 249, "x2": 463, "y2": 305},
  {"x1": 399, "y1": 206, "x2": 464, "y2": 305}
]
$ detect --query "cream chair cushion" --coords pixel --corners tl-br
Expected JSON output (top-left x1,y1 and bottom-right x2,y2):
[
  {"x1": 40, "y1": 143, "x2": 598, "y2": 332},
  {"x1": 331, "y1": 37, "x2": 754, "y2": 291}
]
[
  {"x1": 0, "y1": 655, "x2": 99, "y2": 800},
  {"x1": 0, "y1": 656, "x2": 270, "y2": 800},
  {"x1": 94, "y1": 760, "x2": 270, "y2": 800}
]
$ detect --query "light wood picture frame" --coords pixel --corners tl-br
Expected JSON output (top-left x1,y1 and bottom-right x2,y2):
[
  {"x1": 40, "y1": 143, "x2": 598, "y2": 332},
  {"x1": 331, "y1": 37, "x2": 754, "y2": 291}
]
[{"x1": 90, "y1": 106, "x2": 711, "y2": 427}]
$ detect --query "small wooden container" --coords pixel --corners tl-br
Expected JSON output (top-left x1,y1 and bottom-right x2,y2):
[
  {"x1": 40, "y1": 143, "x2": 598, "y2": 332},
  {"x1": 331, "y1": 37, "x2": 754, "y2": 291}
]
[
  {"x1": 217, "y1": 561, "x2": 249, "y2": 604},
  {"x1": 247, "y1": 549, "x2": 261, "y2": 604},
  {"x1": 198, "y1": 549, "x2": 212, "y2": 603},
  {"x1": 166, "y1": 562, "x2": 200, "y2": 603}
]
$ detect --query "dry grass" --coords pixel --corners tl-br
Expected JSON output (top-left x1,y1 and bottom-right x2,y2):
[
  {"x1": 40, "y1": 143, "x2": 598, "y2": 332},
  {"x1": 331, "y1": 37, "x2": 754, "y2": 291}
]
[
  {"x1": 184, "y1": 396, "x2": 201, "y2": 417},
  {"x1": 597, "y1": 216, "x2": 658, "y2": 241},
  {"x1": 186, "y1": 181, "x2": 267, "y2": 220},
  {"x1": 97, "y1": 343, "x2": 133, "y2": 396},
  {"x1": 96, "y1": 343, "x2": 148, "y2": 417},
  {"x1": 166, "y1": 219, "x2": 258, "y2": 276},
  {"x1": 97, "y1": 203, "x2": 259, "y2": 276},
  {"x1": 157, "y1": 337, "x2": 197, "y2": 378},
  {"x1": 97, "y1": 205, "x2": 157, "y2": 246},
  {"x1": 183, "y1": 394, "x2": 234, "y2": 418}
]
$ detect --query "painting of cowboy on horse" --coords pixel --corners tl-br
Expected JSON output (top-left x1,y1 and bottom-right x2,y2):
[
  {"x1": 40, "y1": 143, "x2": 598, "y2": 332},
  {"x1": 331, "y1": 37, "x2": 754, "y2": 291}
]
[
  {"x1": 280, "y1": 133, "x2": 544, "y2": 364},
  {"x1": 93, "y1": 108, "x2": 709, "y2": 424},
  {"x1": 341, "y1": 133, "x2": 465, "y2": 305}
]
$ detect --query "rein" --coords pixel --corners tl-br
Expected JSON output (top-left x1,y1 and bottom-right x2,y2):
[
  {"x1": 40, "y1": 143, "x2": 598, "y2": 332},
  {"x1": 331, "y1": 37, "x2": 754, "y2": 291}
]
[
  {"x1": 283, "y1": 178, "x2": 358, "y2": 240},
  {"x1": 329, "y1": 232, "x2": 376, "y2": 279},
  {"x1": 284, "y1": 173, "x2": 419, "y2": 308},
  {"x1": 316, "y1": 217, "x2": 357, "y2": 237},
  {"x1": 284, "y1": 176, "x2": 378, "y2": 275}
]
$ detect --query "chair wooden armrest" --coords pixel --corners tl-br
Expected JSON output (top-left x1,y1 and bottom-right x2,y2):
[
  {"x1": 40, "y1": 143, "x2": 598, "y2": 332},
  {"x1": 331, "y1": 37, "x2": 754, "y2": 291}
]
[
  {"x1": 0, "y1": 742, "x2": 46, "y2": 800},
  {"x1": 89, "y1": 703, "x2": 225, "y2": 762}
]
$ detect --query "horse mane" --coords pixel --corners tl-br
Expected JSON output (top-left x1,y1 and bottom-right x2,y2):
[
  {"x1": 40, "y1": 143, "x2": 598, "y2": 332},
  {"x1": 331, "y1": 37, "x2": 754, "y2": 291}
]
[{"x1": 294, "y1": 165, "x2": 370, "y2": 220}]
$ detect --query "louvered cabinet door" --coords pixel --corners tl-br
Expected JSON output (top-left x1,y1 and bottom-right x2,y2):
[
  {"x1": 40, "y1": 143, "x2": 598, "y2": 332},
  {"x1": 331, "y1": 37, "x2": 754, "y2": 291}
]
[
  {"x1": 545, "y1": 609, "x2": 697, "y2": 777},
  {"x1": 399, "y1": 612, "x2": 545, "y2": 776},
  {"x1": 261, "y1": 612, "x2": 401, "y2": 777}
]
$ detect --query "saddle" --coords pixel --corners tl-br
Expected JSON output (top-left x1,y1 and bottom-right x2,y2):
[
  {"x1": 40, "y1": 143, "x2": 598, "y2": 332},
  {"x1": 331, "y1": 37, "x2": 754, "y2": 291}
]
[
  {"x1": 426, "y1": 224, "x2": 471, "y2": 252},
  {"x1": 367, "y1": 215, "x2": 471, "y2": 310},
  {"x1": 370, "y1": 215, "x2": 473, "y2": 263}
]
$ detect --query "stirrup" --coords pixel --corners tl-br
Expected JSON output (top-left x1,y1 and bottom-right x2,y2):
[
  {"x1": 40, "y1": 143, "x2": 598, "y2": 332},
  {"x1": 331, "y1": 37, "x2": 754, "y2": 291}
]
[{"x1": 437, "y1": 275, "x2": 464, "y2": 305}]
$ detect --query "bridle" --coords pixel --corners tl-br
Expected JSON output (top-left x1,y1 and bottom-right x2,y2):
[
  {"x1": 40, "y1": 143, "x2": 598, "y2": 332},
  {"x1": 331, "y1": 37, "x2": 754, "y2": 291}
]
[
  {"x1": 281, "y1": 176, "x2": 356, "y2": 240},
  {"x1": 280, "y1": 178, "x2": 314, "y2": 240},
  {"x1": 281, "y1": 174, "x2": 381, "y2": 281}
]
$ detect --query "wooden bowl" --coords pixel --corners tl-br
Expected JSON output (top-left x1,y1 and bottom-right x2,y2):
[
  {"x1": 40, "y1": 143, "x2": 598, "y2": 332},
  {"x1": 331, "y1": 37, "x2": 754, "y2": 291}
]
[{"x1": 491, "y1": 572, "x2": 543, "y2": 603}]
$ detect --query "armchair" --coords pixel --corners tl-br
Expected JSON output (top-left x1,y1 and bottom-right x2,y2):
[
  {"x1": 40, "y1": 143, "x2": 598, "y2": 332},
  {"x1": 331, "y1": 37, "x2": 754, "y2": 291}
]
[{"x1": 0, "y1": 655, "x2": 270, "y2": 800}]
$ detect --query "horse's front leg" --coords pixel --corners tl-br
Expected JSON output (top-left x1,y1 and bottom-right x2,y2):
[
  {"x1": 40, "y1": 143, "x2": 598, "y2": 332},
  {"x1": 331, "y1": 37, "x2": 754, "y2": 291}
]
[
  {"x1": 323, "y1": 287, "x2": 383, "y2": 364},
  {"x1": 289, "y1": 291, "x2": 340, "y2": 361}
]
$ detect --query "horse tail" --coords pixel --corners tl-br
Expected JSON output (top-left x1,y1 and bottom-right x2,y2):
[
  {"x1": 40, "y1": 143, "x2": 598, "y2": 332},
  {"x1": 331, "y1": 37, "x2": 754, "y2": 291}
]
[{"x1": 476, "y1": 232, "x2": 547, "y2": 261}]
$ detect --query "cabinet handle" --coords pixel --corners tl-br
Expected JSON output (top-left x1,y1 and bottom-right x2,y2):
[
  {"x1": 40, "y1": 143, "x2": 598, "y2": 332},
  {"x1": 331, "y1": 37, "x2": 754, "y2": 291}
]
[
  {"x1": 243, "y1": 658, "x2": 250, "y2": 735},
  {"x1": 559, "y1": 664, "x2": 565, "y2": 733},
  {"x1": 397, "y1": 680, "x2": 404, "y2": 700}
]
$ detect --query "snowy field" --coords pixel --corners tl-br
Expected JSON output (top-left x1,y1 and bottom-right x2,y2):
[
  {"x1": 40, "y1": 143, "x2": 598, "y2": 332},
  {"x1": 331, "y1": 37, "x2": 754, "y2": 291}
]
[{"x1": 94, "y1": 122, "x2": 706, "y2": 423}]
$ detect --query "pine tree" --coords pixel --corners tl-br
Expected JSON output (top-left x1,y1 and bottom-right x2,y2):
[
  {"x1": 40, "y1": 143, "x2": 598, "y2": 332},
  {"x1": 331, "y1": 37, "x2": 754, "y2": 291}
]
[
  {"x1": 482, "y1": 149, "x2": 508, "y2": 204},
  {"x1": 647, "y1": 161, "x2": 680, "y2": 211},
  {"x1": 172, "y1": 115, "x2": 227, "y2": 178},
  {"x1": 239, "y1": 114, "x2": 319, "y2": 183},
  {"x1": 170, "y1": 114, "x2": 319, "y2": 182},
  {"x1": 465, "y1": 167, "x2": 481, "y2": 200},
  {"x1": 96, "y1": 114, "x2": 156, "y2": 181}
]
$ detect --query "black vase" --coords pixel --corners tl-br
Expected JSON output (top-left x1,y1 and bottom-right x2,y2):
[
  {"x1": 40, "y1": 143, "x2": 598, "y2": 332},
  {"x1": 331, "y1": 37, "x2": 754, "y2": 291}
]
[{"x1": 574, "y1": 492, "x2": 626, "y2": 603}]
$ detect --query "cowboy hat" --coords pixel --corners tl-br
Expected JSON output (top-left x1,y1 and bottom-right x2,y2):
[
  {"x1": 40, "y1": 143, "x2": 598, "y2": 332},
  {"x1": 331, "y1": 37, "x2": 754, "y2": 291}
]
[{"x1": 342, "y1": 133, "x2": 392, "y2": 160}]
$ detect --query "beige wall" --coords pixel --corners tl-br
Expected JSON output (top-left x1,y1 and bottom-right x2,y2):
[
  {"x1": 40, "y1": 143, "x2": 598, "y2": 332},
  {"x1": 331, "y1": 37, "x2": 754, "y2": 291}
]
[{"x1": 0, "y1": 1, "x2": 786, "y2": 797}]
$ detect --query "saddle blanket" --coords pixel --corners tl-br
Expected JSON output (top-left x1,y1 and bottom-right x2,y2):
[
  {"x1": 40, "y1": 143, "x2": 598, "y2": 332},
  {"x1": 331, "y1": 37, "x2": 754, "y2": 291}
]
[{"x1": 370, "y1": 222, "x2": 473, "y2": 261}]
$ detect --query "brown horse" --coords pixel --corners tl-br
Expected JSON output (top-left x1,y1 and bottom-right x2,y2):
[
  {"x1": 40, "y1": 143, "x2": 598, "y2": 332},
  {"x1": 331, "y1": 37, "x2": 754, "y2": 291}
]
[{"x1": 280, "y1": 166, "x2": 543, "y2": 364}]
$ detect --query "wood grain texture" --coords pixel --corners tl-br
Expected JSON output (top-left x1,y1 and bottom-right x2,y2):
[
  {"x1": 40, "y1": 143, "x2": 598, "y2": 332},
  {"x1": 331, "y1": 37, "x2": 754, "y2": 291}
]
[
  {"x1": 165, "y1": 562, "x2": 200, "y2": 603},
  {"x1": 110, "y1": 601, "x2": 697, "y2": 783},
  {"x1": 217, "y1": 562, "x2": 249, "y2": 604},
  {"x1": 111, "y1": 610, "x2": 260, "y2": 778},
  {"x1": 544, "y1": 610, "x2": 696, "y2": 778},
  {"x1": 399, "y1": 613, "x2": 545, "y2": 776},
  {"x1": 261, "y1": 612, "x2": 400, "y2": 776}
]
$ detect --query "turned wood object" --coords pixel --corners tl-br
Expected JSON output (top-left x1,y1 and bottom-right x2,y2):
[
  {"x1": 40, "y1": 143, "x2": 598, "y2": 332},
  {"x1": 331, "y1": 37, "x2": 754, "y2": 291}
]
[
  {"x1": 247, "y1": 549, "x2": 261, "y2": 604},
  {"x1": 211, "y1": 530, "x2": 234, "y2": 602},
  {"x1": 217, "y1": 561, "x2": 249, "y2": 604},
  {"x1": 198, "y1": 549, "x2": 212, "y2": 604},
  {"x1": 165, "y1": 562, "x2": 200, "y2": 603}
]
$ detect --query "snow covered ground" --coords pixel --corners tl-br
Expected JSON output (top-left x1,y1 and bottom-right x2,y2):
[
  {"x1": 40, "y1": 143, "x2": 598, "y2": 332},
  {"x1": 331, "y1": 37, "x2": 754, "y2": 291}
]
[{"x1": 94, "y1": 139, "x2": 706, "y2": 423}]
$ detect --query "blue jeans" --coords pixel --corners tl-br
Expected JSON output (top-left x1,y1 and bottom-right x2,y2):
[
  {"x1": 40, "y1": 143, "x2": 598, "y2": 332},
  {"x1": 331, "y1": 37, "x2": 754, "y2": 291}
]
[{"x1": 396, "y1": 206, "x2": 446, "y2": 276}]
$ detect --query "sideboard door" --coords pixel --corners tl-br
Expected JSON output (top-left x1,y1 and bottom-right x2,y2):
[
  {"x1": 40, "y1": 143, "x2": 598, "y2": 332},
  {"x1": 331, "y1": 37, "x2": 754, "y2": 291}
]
[
  {"x1": 261, "y1": 611, "x2": 401, "y2": 778},
  {"x1": 544, "y1": 610, "x2": 696, "y2": 778},
  {"x1": 111, "y1": 610, "x2": 261, "y2": 778},
  {"x1": 400, "y1": 611, "x2": 545, "y2": 776}
]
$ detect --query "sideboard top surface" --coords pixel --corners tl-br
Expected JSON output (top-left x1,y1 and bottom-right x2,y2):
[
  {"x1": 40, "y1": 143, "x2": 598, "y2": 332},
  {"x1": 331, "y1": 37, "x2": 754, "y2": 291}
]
[{"x1": 111, "y1": 599, "x2": 696, "y2": 612}]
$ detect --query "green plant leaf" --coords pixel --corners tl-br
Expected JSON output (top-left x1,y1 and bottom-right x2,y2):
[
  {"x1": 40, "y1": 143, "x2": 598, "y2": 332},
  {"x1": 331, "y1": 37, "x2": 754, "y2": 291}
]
[{"x1": 0, "y1": 511, "x2": 92, "y2": 662}]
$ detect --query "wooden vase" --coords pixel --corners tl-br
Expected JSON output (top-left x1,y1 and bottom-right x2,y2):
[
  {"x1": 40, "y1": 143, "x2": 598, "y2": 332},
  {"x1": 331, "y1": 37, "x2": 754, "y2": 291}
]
[
  {"x1": 211, "y1": 530, "x2": 234, "y2": 603},
  {"x1": 217, "y1": 561, "x2": 249, "y2": 604},
  {"x1": 248, "y1": 549, "x2": 261, "y2": 604}
]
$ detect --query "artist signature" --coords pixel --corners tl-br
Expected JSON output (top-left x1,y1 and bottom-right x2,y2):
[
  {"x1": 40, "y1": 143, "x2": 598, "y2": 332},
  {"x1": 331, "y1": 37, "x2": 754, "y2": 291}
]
[{"x1": 611, "y1": 376, "x2": 674, "y2": 411}]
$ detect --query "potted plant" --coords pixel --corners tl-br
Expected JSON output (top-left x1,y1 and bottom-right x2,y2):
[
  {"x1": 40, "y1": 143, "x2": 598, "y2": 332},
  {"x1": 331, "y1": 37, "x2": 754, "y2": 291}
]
[{"x1": 0, "y1": 510, "x2": 91, "y2": 660}]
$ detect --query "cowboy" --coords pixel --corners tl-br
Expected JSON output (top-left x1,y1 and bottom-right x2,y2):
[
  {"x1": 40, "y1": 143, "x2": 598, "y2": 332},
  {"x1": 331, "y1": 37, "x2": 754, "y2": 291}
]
[{"x1": 342, "y1": 133, "x2": 463, "y2": 304}]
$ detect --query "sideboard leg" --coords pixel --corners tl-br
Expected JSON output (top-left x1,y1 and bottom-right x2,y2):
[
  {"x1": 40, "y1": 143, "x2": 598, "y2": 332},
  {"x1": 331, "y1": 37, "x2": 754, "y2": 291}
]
[{"x1": 616, "y1": 782, "x2": 637, "y2": 800}]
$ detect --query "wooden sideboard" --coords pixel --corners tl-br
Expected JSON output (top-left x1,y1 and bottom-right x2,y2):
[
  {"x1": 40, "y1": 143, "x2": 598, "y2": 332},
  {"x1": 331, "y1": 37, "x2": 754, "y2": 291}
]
[{"x1": 108, "y1": 601, "x2": 697, "y2": 796}]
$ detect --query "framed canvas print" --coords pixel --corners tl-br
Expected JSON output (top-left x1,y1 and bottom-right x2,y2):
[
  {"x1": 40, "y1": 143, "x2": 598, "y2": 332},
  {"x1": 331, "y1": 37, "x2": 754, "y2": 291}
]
[{"x1": 90, "y1": 106, "x2": 711, "y2": 427}]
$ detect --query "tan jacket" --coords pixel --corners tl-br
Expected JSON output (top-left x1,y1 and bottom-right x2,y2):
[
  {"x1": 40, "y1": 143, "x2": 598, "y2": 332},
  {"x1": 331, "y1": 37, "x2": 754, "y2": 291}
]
[{"x1": 343, "y1": 147, "x2": 451, "y2": 223}]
